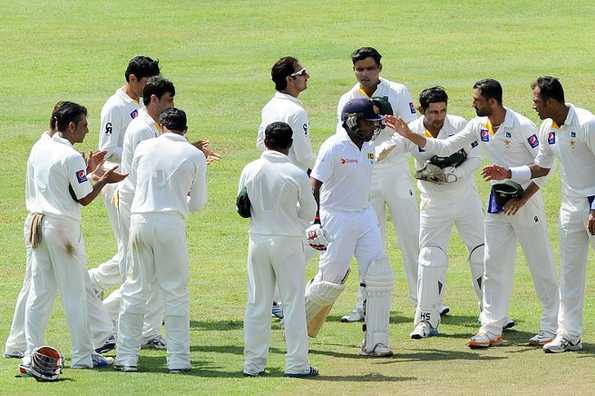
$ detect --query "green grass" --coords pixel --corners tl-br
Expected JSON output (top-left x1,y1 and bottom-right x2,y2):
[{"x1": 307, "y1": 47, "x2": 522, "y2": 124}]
[{"x1": 1, "y1": 1, "x2": 595, "y2": 394}]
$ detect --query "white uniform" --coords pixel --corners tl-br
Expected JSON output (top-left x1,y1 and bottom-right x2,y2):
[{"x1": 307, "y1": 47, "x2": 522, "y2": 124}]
[
  {"x1": 306, "y1": 132, "x2": 394, "y2": 353},
  {"x1": 5, "y1": 132, "x2": 112, "y2": 357},
  {"x1": 257, "y1": 91, "x2": 314, "y2": 171},
  {"x1": 89, "y1": 88, "x2": 141, "y2": 291},
  {"x1": 385, "y1": 115, "x2": 485, "y2": 328},
  {"x1": 240, "y1": 150, "x2": 316, "y2": 375},
  {"x1": 337, "y1": 78, "x2": 419, "y2": 303},
  {"x1": 104, "y1": 109, "x2": 164, "y2": 342},
  {"x1": 116, "y1": 132, "x2": 207, "y2": 370},
  {"x1": 422, "y1": 108, "x2": 559, "y2": 337},
  {"x1": 24, "y1": 134, "x2": 97, "y2": 368},
  {"x1": 534, "y1": 104, "x2": 595, "y2": 341}
]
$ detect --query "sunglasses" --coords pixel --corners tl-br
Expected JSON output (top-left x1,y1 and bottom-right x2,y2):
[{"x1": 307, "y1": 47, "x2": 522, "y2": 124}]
[{"x1": 290, "y1": 68, "x2": 309, "y2": 78}]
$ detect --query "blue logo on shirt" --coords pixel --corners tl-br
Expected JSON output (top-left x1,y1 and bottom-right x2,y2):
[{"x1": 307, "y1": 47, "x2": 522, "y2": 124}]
[
  {"x1": 527, "y1": 134, "x2": 539, "y2": 148},
  {"x1": 130, "y1": 109, "x2": 139, "y2": 119},
  {"x1": 409, "y1": 102, "x2": 416, "y2": 114},
  {"x1": 505, "y1": 131, "x2": 512, "y2": 138},
  {"x1": 76, "y1": 170, "x2": 87, "y2": 183},
  {"x1": 480, "y1": 129, "x2": 489, "y2": 142},
  {"x1": 548, "y1": 132, "x2": 556, "y2": 144}
]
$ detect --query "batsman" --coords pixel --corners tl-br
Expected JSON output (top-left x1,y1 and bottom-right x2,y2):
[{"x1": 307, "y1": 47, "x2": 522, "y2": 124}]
[{"x1": 305, "y1": 97, "x2": 394, "y2": 357}]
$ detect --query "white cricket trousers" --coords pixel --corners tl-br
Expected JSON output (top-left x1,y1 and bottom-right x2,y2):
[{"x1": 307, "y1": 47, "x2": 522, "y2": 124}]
[
  {"x1": 117, "y1": 213, "x2": 190, "y2": 370},
  {"x1": 416, "y1": 190, "x2": 485, "y2": 328},
  {"x1": 88, "y1": 183, "x2": 123, "y2": 290},
  {"x1": 244, "y1": 234, "x2": 309, "y2": 375},
  {"x1": 370, "y1": 164, "x2": 420, "y2": 303},
  {"x1": 24, "y1": 216, "x2": 94, "y2": 368},
  {"x1": 316, "y1": 206, "x2": 384, "y2": 284},
  {"x1": 480, "y1": 193, "x2": 559, "y2": 336},
  {"x1": 557, "y1": 195, "x2": 595, "y2": 340},
  {"x1": 103, "y1": 197, "x2": 163, "y2": 341}
]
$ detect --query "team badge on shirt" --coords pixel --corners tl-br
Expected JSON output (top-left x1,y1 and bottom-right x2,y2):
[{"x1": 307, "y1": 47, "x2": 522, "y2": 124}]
[
  {"x1": 570, "y1": 131, "x2": 576, "y2": 137},
  {"x1": 130, "y1": 109, "x2": 139, "y2": 119},
  {"x1": 527, "y1": 134, "x2": 539, "y2": 148},
  {"x1": 505, "y1": 131, "x2": 512, "y2": 138},
  {"x1": 409, "y1": 102, "x2": 416, "y2": 114},
  {"x1": 76, "y1": 169, "x2": 87, "y2": 183},
  {"x1": 339, "y1": 158, "x2": 358, "y2": 165},
  {"x1": 480, "y1": 128, "x2": 490, "y2": 142},
  {"x1": 471, "y1": 141, "x2": 479, "y2": 148},
  {"x1": 547, "y1": 132, "x2": 556, "y2": 144}
]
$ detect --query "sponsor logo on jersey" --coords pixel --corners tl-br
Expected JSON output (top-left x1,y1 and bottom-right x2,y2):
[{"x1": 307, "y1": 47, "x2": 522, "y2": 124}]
[
  {"x1": 570, "y1": 131, "x2": 576, "y2": 137},
  {"x1": 303, "y1": 123, "x2": 308, "y2": 135},
  {"x1": 480, "y1": 129, "x2": 490, "y2": 142},
  {"x1": 505, "y1": 131, "x2": 512, "y2": 138},
  {"x1": 418, "y1": 146, "x2": 425, "y2": 152},
  {"x1": 130, "y1": 109, "x2": 139, "y2": 119},
  {"x1": 76, "y1": 170, "x2": 87, "y2": 183},
  {"x1": 527, "y1": 134, "x2": 539, "y2": 148},
  {"x1": 339, "y1": 158, "x2": 358, "y2": 165},
  {"x1": 409, "y1": 102, "x2": 416, "y2": 114},
  {"x1": 548, "y1": 131, "x2": 556, "y2": 144},
  {"x1": 471, "y1": 140, "x2": 479, "y2": 148}
]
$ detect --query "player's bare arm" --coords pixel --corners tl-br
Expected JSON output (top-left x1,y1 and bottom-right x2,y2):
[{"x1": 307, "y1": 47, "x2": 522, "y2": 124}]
[
  {"x1": 79, "y1": 166, "x2": 127, "y2": 206},
  {"x1": 481, "y1": 163, "x2": 550, "y2": 181},
  {"x1": 310, "y1": 177, "x2": 322, "y2": 221}
]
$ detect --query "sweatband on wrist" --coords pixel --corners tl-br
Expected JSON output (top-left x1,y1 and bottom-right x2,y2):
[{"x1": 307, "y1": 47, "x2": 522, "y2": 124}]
[{"x1": 510, "y1": 166, "x2": 532, "y2": 184}]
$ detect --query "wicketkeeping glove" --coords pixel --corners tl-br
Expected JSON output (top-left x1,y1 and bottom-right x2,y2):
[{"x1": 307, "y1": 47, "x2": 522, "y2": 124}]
[{"x1": 305, "y1": 224, "x2": 329, "y2": 251}]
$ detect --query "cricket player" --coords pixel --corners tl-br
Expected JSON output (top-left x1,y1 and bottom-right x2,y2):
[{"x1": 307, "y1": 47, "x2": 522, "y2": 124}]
[
  {"x1": 4, "y1": 103, "x2": 114, "y2": 359},
  {"x1": 256, "y1": 56, "x2": 315, "y2": 319},
  {"x1": 483, "y1": 76, "x2": 595, "y2": 352},
  {"x1": 115, "y1": 108, "x2": 207, "y2": 373},
  {"x1": 24, "y1": 102, "x2": 126, "y2": 368},
  {"x1": 378, "y1": 87, "x2": 485, "y2": 338},
  {"x1": 386, "y1": 79, "x2": 559, "y2": 348},
  {"x1": 241, "y1": 122, "x2": 318, "y2": 378},
  {"x1": 107, "y1": 76, "x2": 177, "y2": 349},
  {"x1": 89, "y1": 55, "x2": 160, "y2": 294},
  {"x1": 305, "y1": 97, "x2": 394, "y2": 357},
  {"x1": 336, "y1": 47, "x2": 421, "y2": 322}
]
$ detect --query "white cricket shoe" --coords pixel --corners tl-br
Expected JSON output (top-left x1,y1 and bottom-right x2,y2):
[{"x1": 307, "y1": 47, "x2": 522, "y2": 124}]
[
  {"x1": 543, "y1": 335, "x2": 583, "y2": 353},
  {"x1": 467, "y1": 331, "x2": 503, "y2": 349},
  {"x1": 528, "y1": 331, "x2": 555, "y2": 346},
  {"x1": 410, "y1": 321, "x2": 439, "y2": 339},
  {"x1": 360, "y1": 342, "x2": 393, "y2": 357},
  {"x1": 340, "y1": 308, "x2": 364, "y2": 323},
  {"x1": 439, "y1": 305, "x2": 450, "y2": 317}
]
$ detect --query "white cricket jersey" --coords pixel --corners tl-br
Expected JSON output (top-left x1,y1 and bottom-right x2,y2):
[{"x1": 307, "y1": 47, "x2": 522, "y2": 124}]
[
  {"x1": 424, "y1": 108, "x2": 546, "y2": 188},
  {"x1": 534, "y1": 104, "x2": 595, "y2": 198},
  {"x1": 25, "y1": 131, "x2": 51, "y2": 213},
  {"x1": 98, "y1": 87, "x2": 142, "y2": 165},
  {"x1": 257, "y1": 92, "x2": 313, "y2": 171},
  {"x1": 31, "y1": 134, "x2": 93, "y2": 222},
  {"x1": 336, "y1": 77, "x2": 417, "y2": 170},
  {"x1": 407, "y1": 115, "x2": 480, "y2": 198},
  {"x1": 239, "y1": 150, "x2": 316, "y2": 237},
  {"x1": 118, "y1": 109, "x2": 160, "y2": 203},
  {"x1": 129, "y1": 133, "x2": 207, "y2": 218},
  {"x1": 311, "y1": 133, "x2": 375, "y2": 211}
]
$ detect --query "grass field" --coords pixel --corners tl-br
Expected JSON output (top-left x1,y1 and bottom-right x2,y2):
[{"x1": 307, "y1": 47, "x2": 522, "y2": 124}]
[{"x1": 1, "y1": 1, "x2": 595, "y2": 394}]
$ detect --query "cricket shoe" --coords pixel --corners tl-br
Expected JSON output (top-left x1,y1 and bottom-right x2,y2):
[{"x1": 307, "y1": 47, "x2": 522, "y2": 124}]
[
  {"x1": 503, "y1": 319, "x2": 516, "y2": 330},
  {"x1": 284, "y1": 366, "x2": 319, "y2": 378},
  {"x1": 271, "y1": 302, "x2": 284, "y2": 319},
  {"x1": 439, "y1": 305, "x2": 450, "y2": 317},
  {"x1": 95, "y1": 335, "x2": 116, "y2": 354},
  {"x1": 410, "y1": 321, "x2": 439, "y2": 339},
  {"x1": 467, "y1": 331, "x2": 503, "y2": 349},
  {"x1": 4, "y1": 351, "x2": 24, "y2": 359},
  {"x1": 91, "y1": 353, "x2": 114, "y2": 368},
  {"x1": 543, "y1": 335, "x2": 583, "y2": 353},
  {"x1": 340, "y1": 308, "x2": 364, "y2": 323},
  {"x1": 169, "y1": 368, "x2": 191, "y2": 374},
  {"x1": 528, "y1": 331, "x2": 555, "y2": 346},
  {"x1": 114, "y1": 364, "x2": 138, "y2": 372},
  {"x1": 243, "y1": 369, "x2": 265, "y2": 377},
  {"x1": 360, "y1": 342, "x2": 394, "y2": 357},
  {"x1": 142, "y1": 336, "x2": 167, "y2": 350}
]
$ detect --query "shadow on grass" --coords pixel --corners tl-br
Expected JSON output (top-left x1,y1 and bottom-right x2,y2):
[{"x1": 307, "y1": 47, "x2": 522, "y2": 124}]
[
  {"x1": 326, "y1": 311, "x2": 410, "y2": 325},
  {"x1": 310, "y1": 374, "x2": 416, "y2": 382},
  {"x1": 378, "y1": 349, "x2": 507, "y2": 363},
  {"x1": 190, "y1": 319, "x2": 243, "y2": 331},
  {"x1": 576, "y1": 342, "x2": 595, "y2": 358}
]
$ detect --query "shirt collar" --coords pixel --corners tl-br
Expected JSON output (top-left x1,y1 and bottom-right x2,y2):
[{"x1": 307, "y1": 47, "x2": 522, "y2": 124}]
[
  {"x1": 52, "y1": 133, "x2": 74, "y2": 147},
  {"x1": 501, "y1": 108, "x2": 515, "y2": 128},
  {"x1": 117, "y1": 87, "x2": 139, "y2": 105},
  {"x1": 356, "y1": 77, "x2": 386, "y2": 97},
  {"x1": 273, "y1": 91, "x2": 303, "y2": 106},
  {"x1": 160, "y1": 132, "x2": 187, "y2": 142},
  {"x1": 261, "y1": 150, "x2": 291, "y2": 162},
  {"x1": 561, "y1": 104, "x2": 577, "y2": 127}
]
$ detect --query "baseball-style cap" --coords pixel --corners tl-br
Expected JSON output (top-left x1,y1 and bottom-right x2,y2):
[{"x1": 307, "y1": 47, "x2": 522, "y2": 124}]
[{"x1": 341, "y1": 98, "x2": 384, "y2": 123}]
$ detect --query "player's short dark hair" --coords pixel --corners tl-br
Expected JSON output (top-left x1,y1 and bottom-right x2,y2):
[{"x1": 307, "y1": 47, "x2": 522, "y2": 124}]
[
  {"x1": 143, "y1": 76, "x2": 175, "y2": 106},
  {"x1": 531, "y1": 76, "x2": 565, "y2": 104},
  {"x1": 473, "y1": 79, "x2": 503, "y2": 105},
  {"x1": 54, "y1": 102, "x2": 87, "y2": 132},
  {"x1": 125, "y1": 56, "x2": 160, "y2": 82},
  {"x1": 264, "y1": 121, "x2": 293, "y2": 151},
  {"x1": 419, "y1": 86, "x2": 448, "y2": 111},
  {"x1": 271, "y1": 56, "x2": 299, "y2": 91},
  {"x1": 351, "y1": 47, "x2": 382, "y2": 66},
  {"x1": 159, "y1": 108, "x2": 187, "y2": 134},
  {"x1": 49, "y1": 101, "x2": 65, "y2": 130}
]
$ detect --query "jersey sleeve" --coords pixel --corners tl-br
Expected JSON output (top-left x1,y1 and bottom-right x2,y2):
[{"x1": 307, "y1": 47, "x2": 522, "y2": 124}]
[
  {"x1": 534, "y1": 121, "x2": 555, "y2": 169},
  {"x1": 296, "y1": 172, "x2": 317, "y2": 222},
  {"x1": 310, "y1": 143, "x2": 333, "y2": 183},
  {"x1": 392, "y1": 85, "x2": 417, "y2": 123},
  {"x1": 583, "y1": 119, "x2": 595, "y2": 156},
  {"x1": 520, "y1": 120, "x2": 548, "y2": 188},
  {"x1": 66, "y1": 153, "x2": 93, "y2": 200},
  {"x1": 256, "y1": 115, "x2": 267, "y2": 151},
  {"x1": 288, "y1": 110, "x2": 314, "y2": 170},
  {"x1": 98, "y1": 104, "x2": 125, "y2": 163},
  {"x1": 188, "y1": 151, "x2": 208, "y2": 212}
]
